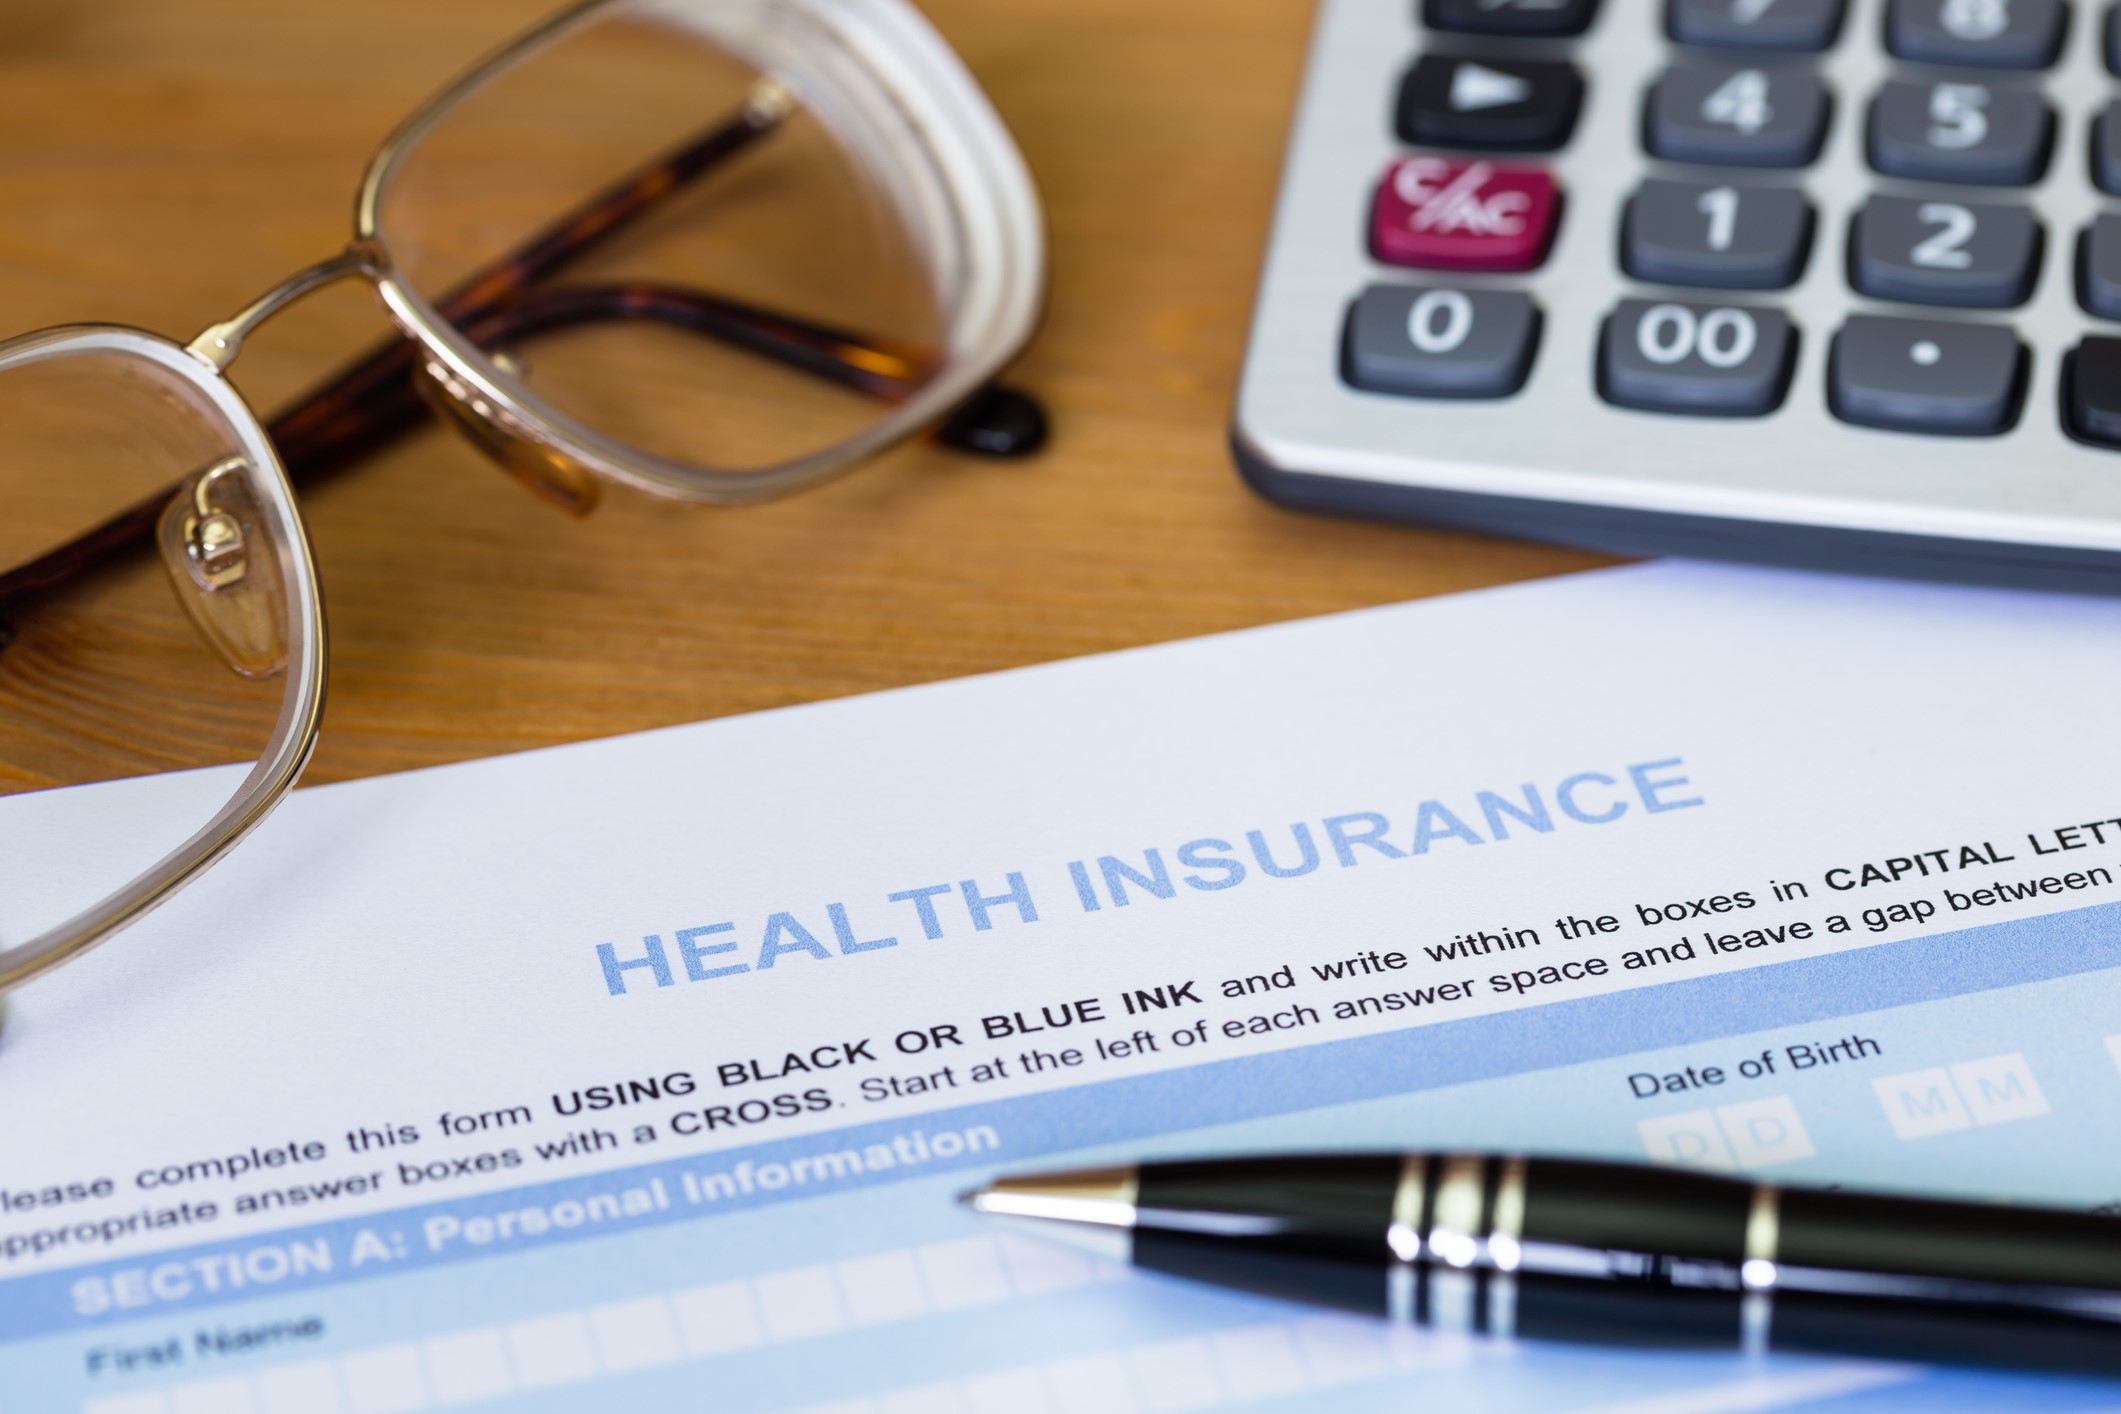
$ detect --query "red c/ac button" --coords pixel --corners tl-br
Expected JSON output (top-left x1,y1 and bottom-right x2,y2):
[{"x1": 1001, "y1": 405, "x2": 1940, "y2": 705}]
[{"x1": 1370, "y1": 157, "x2": 1560, "y2": 273}]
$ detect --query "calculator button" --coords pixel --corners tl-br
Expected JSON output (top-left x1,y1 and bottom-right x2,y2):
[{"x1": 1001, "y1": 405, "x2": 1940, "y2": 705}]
[
  {"x1": 2093, "y1": 101, "x2": 2121, "y2": 194},
  {"x1": 2109, "y1": 2, "x2": 2121, "y2": 74},
  {"x1": 2064, "y1": 336, "x2": 2121, "y2": 444},
  {"x1": 1828, "y1": 315, "x2": 2025, "y2": 434},
  {"x1": 2079, "y1": 215, "x2": 2121, "y2": 318},
  {"x1": 1666, "y1": 0, "x2": 1848, "y2": 50},
  {"x1": 1396, "y1": 54, "x2": 1585, "y2": 152},
  {"x1": 1621, "y1": 179, "x2": 1813, "y2": 288},
  {"x1": 1644, "y1": 65, "x2": 1831, "y2": 167},
  {"x1": 1599, "y1": 298, "x2": 1796, "y2": 415},
  {"x1": 1426, "y1": 0, "x2": 1601, "y2": 37},
  {"x1": 1868, "y1": 81, "x2": 2053, "y2": 186},
  {"x1": 1849, "y1": 195, "x2": 2041, "y2": 308},
  {"x1": 1884, "y1": 0, "x2": 2067, "y2": 69},
  {"x1": 1370, "y1": 157, "x2": 1561, "y2": 271},
  {"x1": 1343, "y1": 285, "x2": 1541, "y2": 399}
]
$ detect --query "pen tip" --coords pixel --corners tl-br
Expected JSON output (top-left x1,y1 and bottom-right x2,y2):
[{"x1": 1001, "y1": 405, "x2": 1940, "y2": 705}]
[{"x1": 954, "y1": 1166, "x2": 1140, "y2": 1224}]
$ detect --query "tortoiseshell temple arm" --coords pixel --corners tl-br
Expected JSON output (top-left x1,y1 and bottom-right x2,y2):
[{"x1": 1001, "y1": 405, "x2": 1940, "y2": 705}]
[
  {"x1": 0, "y1": 286, "x2": 1046, "y2": 609},
  {"x1": 0, "y1": 93, "x2": 1048, "y2": 613}
]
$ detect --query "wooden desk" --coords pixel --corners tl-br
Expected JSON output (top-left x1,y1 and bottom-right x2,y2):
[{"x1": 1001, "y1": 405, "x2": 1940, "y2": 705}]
[{"x1": 0, "y1": 0, "x2": 1608, "y2": 790}]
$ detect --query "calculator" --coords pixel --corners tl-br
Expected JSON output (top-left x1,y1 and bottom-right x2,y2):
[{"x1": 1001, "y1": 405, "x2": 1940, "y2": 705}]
[{"x1": 1232, "y1": 0, "x2": 2121, "y2": 588}]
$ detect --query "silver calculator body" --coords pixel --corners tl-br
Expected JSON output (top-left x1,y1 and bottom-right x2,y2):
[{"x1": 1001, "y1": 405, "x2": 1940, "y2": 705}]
[{"x1": 1233, "y1": 0, "x2": 2121, "y2": 588}]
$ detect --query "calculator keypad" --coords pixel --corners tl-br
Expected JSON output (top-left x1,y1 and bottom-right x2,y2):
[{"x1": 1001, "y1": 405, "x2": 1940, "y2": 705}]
[
  {"x1": 1622, "y1": 179, "x2": 1814, "y2": 288},
  {"x1": 2065, "y1": 335, "x2": 2121, "y2": 442},
  {"x1": 1370, "y1": 157, "x2": 1562, "y2": 271},
  {"x1": 1866, "y1": 79, "x2": 2054, "y2": 185},
  {"x1": 1395, "y1": 54, "x2": 1585, "y2": 151},
  {"x1": 2092, "y1": 100, "x2": 2121, "y2": 192},
  {"x1": 1343, "y1": 284, "x2": 1542, "y2": 398},
  {"x1": 1644, "y1": 64, "x2": 1834, "y2": 166},
  {"x1": 1667, "y1": 0, "x2": 1850, "y2": 51},
  {"x1": 1849, "y1": 194, "x2": 2043, "y2": 307},
  {"x1": 1828, "y1": 315, "x2": 2026, "y2": 433},
  {"x1": 2080, "y1": 213, "x2": 2121, "y2": 317},
  {"x1": 1425, "y1": 0, "x2": 1602, "y2": 38},
  {"x1": 1883, "y1": 0, "x2": 2068, "y2": 70},
  {"x1": 1335, "y1": 0, "x2": 2121, "y2": 447},
  {"x1": 1600, "y1": 298, "x2": 1798, "y2": 413}
]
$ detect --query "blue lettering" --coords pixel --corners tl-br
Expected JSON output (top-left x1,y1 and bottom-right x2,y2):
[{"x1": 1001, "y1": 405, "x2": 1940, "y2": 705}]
[
  {"x1": 756, "y1": 913, "x2": 833, "y2": 969},
  {"x1": 960, "y1": 873, "x2": 1038, "y2": 931},
  {"x1": 1325, "y1": 812, "x2": 1406, "y2": 866},
  {"x1": 1176, "y1": 838, "x2": 1247, "y2": 891},
  {"x1": 599, "y1": 935, "x2": 674, "y2": 996},
  {"x1": 1410, "y1": 802, "x2": 1484, "y2": 854},
  {"x1": 1247, "y1": 824, "x2": 1319, "y2": 879},
  {"x1": 828, "y1": 903, "x2": 897, "y2": 955},
  {"x1": 887, "y1": 884, "x2": 952, "y2": 940},
  {"x1": 1476, "y1": 785, "x2": 1553, "y2": 841},
  {"x1": 1067, "y1": 861, "x2": 1101, "y2": 912},
  {"x1": 1099, "y1": 850, "x2": 1175, "y2": 907},
  {"x1": 1630, "y1": 758, "x2": 1704, "y2": 814},
  {"x1": 1558, "y1": 772, "x2": 1628, "y2": 825},
  {"x1": 676, "y1": 923, "x2": 746, "y2": 981}
]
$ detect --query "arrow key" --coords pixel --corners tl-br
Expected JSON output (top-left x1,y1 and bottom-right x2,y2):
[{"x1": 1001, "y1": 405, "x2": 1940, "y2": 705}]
[{"x1": 1396, "y1": 54, "x2": 1586, "y2": 152}]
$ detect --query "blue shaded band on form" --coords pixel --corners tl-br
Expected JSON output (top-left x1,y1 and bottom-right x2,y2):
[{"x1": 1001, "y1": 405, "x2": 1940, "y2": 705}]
[{"x1": 6, "y1": 895, "x2": 2120, "y2": 1341}]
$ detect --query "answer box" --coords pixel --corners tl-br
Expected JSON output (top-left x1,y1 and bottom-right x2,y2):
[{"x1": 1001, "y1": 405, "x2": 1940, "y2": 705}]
[
  {"x1": 251, "y1": 1359, "x2": 343, "y2": 1414},
  {"x1": 1207, "y1": 1325, "x2": 1305, "y2": 1398},
  {"x1": 753, "y1": 1263, "x2": 849, "y2": 1340},
  {"x1": 1044, "y1": 1351, "x2": 1140, "y2": 1414},
  {"x1": 1873, "y1": 1066, "x2": 1973, "y2": 1138},
  {"x1": 1293, "y1": 1314, "x2": 1392, "y2": 1384},
  {"x1": 82, "y1": 1395, "x2": 170, "y2": 1414},
  {"x1": 994, "y1": 1231, "x2": 1102, "y2": 1296},
  {"x1": 1127, "y1": 1336, "x2": 1221, "y2": 1410},
  {"x1": 915, "y1": 1236, "x2": 1012, "y2": 1310},
  {"x1": 834, "y1": 1248, "x2": 931, "y2": 1326},
  {"x1": 962, "y1": 1366, "x2": 1055, "y2": 1414},
  {"x1": 880, "y1": 1382, "x2": 963, "y2": 1414},
  {"x1": 1873, "y1": 1054, "x2": 2049, "y2": 1139},
  {"x1": 169, "y1": 1376, "x2": 254, "y2": 1414},
  {"x1": 670, "y1": 1279, "x2": 765, "y2": 1356},
  {"x1": 503, "y1": 1313, "x2": 596, "y2": 1388},
  {"x1": 422, "y1": 1327, "x2": 511, "y2": 1404},
  {"x1": 1715, "y1": 1096, "x2": 1817, "y2": 1167},
  {"x1": 587, "y1": 1296, "x2": 682, "y2": 1372},
  {"x1": 337, "y1": 1342, "x2": 428, "y2": 1413},
  {"x1": 1950, "y1": 1054, "x2": 2050, "y2": 1125},
  {"x1": 1636, "y1": 1108, "x2": 1736, "y2": 1171}
]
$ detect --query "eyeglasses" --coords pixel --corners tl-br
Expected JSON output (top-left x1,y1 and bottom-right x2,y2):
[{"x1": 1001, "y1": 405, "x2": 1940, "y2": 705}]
[{"x1": 0, "y1": 0, "x2": 1045, "y2": 1004}]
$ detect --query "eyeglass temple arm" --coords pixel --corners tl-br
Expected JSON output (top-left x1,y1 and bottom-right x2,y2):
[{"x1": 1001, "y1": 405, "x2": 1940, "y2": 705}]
[
  {"x1": 0, "y1": 87, "x2": 1039, "y2": 608},
  {"x1": 0, "y1": 283, "x2": 1039, "y2": 606},
  {"x1": 0, "y1": 97, "x2": 782, "y2": 608}
]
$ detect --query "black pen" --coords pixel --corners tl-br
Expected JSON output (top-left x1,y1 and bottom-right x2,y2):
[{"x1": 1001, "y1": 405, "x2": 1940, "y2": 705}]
[{"x1": 962, "y1": 1153, "x2": 2121, "y2": 1376}]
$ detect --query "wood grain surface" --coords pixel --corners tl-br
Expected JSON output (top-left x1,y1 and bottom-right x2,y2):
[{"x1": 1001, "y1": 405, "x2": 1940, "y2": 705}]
[{"x1": 0, "y1": 0, "x2": 1611, "y2": 793}]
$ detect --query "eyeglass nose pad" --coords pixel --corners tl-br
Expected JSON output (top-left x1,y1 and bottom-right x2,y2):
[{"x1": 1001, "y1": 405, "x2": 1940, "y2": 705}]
[
  {"x1": 155, "y1": 457, "x2": 291, "y2": 680},
  {"x1": 411, "y1": 355, "x2": 603, "y2": 517}
]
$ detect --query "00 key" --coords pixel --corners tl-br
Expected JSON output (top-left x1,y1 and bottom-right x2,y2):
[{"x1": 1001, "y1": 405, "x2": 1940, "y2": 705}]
[{"x1": 1600, "y1": 298, "x2": 1797, "y2": 416}]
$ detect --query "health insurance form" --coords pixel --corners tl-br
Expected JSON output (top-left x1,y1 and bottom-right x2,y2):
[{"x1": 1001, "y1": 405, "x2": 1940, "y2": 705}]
[{"x1": 5, "y1": 564, "x2": 2121, "y2": 1413}]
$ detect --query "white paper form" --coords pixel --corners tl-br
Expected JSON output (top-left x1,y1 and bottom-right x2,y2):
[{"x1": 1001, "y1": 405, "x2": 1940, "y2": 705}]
[{"x1": 5, "y1": 562, "x2": 2121, "y2": 1412}]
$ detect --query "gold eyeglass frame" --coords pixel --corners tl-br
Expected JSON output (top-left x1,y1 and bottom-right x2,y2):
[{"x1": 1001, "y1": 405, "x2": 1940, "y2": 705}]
[{"x1": 0, "y1": 0, "x2": 1045, "y2": 1000}]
